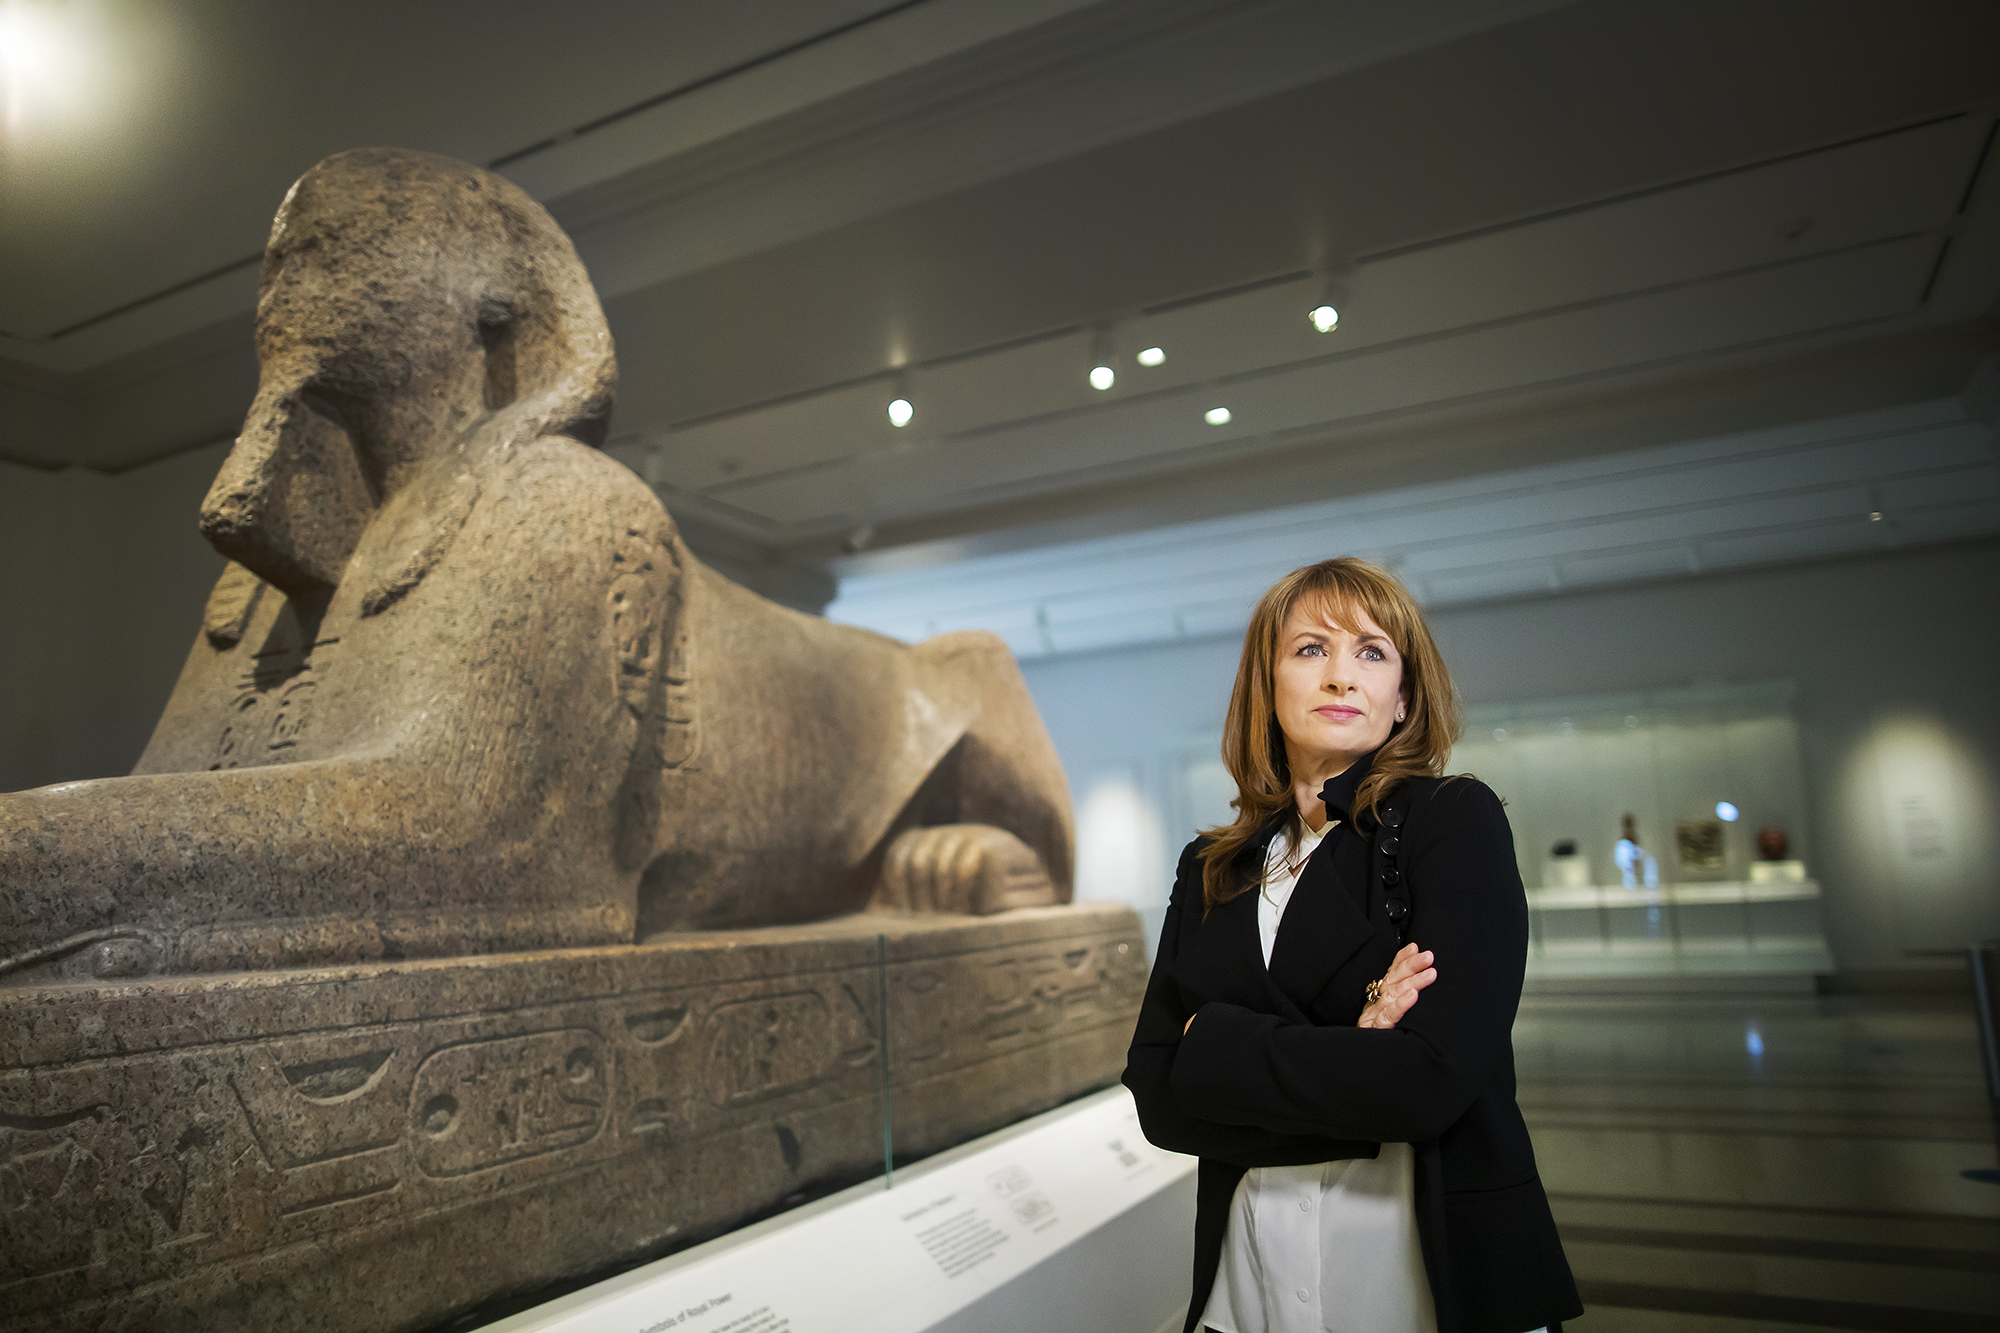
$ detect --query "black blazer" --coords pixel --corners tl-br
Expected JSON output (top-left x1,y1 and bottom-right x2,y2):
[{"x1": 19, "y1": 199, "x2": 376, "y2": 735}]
[{"x1": 1123, "y1": 756, "x2": 1581, "y2": 1333}]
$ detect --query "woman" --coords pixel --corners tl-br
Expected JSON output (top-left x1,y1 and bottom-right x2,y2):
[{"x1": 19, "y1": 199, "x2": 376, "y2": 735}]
[{"x1": 1123, "y1": 558, "x2": 1580, "y2": 1333}]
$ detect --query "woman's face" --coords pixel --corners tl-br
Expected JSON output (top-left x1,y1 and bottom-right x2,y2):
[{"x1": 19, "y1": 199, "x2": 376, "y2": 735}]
[{"x1": 1272, "y1": 599, "x2": 1407, "y2": 774}]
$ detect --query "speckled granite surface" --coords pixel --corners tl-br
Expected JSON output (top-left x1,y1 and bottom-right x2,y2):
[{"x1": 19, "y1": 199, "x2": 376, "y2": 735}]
[{"x1": 0, "y1": 904, "x2": 1144, "y2": 1331}]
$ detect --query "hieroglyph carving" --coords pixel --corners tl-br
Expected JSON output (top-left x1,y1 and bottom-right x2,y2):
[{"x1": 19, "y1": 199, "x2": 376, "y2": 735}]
[{"x1": 0, "y1": 913, "x2": 1146, "y2": 1329}]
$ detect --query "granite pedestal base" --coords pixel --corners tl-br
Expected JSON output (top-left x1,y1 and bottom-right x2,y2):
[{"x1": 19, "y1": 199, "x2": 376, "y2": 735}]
[{"x1": 0, "y1": 904, "x2": 1146, "y2": 1332}]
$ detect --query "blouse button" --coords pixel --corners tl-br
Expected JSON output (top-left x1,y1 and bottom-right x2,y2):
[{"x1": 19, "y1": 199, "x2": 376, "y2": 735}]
[
  {"x1": 1296, "y1": 1288, "x2": 1310, "y2": 1302},
  {"x1": 1299, "y1": 1198, "x2": 1311, "y2": 1212}
]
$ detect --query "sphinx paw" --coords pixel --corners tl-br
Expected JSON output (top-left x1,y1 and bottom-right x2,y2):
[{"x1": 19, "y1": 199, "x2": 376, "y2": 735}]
[{"x1": 872, "y1": 824, "x2": 1056, "y2": 915}]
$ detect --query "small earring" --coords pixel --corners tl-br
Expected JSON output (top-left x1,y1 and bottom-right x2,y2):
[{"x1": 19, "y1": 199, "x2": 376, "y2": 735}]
[{"x1": 1396, "y1": 707, "x2": 1406, "y2": 721}]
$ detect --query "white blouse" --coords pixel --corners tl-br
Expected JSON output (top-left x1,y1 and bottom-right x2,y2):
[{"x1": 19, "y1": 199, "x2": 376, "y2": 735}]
[{"x1": 1198, "y1": 819, "x2": 1438, "y2": 1333}]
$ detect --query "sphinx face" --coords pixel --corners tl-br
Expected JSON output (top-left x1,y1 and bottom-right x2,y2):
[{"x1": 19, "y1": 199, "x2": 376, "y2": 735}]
[
  {"x1": 199, "y1": 180, "x2": 500, "y2": 597},
  {"x1": 198, "y1": 384, "x2": 383, "y2": 596},
  {"x1": 195, "y1": 147, "x2": 617, "y2": 600}
]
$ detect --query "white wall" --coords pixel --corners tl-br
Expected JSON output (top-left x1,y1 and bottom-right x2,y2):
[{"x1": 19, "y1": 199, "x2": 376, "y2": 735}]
[
  {"x1": 0, "y1": 444, "x2": 230, "y2": 793},
  {"x1": 1025, "y1": 539, "x2": 2000, "y2": 976}
]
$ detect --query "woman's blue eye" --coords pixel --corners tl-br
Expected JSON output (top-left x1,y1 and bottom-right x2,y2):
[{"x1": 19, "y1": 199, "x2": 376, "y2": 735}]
[
  {"x1": 1361, "y1": 645, "x2": 1385, "y2": 661},
  {"x1": 1298, "y1": 644, "x2": 1325, "y2": 657}
]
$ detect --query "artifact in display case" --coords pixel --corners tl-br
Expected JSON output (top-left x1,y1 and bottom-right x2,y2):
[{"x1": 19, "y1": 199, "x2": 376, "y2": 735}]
[
  {"x1": 1750, "y1": 824, "x2": 1807, "y2": 883},
  {"x1": 1542, "y1": 838, "x2": 1591, "y2": 889},
  {"x1": 1613, "y1": 812, "x2": 1661, "y2": 888},
  {"x1": 1675, "y1": 818, "x2": 1727, "y2": 878},
  {"x1": 0, "y1": 150, "x2": 1143, "y2": 1333}
]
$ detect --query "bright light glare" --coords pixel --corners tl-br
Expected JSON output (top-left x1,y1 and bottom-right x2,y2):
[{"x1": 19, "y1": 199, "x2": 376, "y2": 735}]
[
  {"x1": 1310, "y1": 305, "x2": 1339, "y2": 333},
  {"x1": 1089, "y1": 365, "x2": 1114, "y2": 391},
  {"x1": 887, "y1": 398, "x2": 913, "y2": 428},
  {"x1": 1136, "y1": 346, "x2": 1165, "y2": 367},
  {"x1": 0, "y1": 4, "x2": 102, "y2": 134},
  {"x1": 1076, "y1": 776, "x2": 1167, "y2": 904},
  {"x1": 1204, "y1": 407, "x2": 1231, "y2": 426},
  {"x1": 0, "y1": 13, "x2": 46, "y2": 74},
  {"x1": 1715, "y1": 801, "x2": 1739, "y2": 822}
]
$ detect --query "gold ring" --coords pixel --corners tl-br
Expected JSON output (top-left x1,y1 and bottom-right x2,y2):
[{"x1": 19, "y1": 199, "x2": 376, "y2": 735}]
[{"x1": 1365, "y1": 979, "x2": 1384, "y2": 1004}]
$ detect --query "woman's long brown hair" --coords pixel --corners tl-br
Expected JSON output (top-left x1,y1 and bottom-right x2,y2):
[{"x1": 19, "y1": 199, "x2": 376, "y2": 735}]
[{"x1": 1199, "y1": 557, "x2": 1462, "y2": 910}]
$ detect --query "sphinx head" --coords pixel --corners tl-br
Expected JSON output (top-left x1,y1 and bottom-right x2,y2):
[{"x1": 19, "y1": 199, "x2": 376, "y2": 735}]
[{"x1": 199, "y1": 148, "x2": 617, "y2": 597}]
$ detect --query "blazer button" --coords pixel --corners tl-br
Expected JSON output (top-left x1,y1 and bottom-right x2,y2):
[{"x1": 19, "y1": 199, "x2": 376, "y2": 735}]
[
  {"x1": 1378, "y1": 836, "x2": 1400, "y2": 857},
  {"x1": 1383, "y1": 808, "x2": 1404, "y2": 828}
]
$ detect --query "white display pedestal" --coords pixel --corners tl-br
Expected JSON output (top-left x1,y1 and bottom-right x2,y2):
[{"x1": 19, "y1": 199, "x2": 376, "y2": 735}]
[
  {"x1": 484, "y1": 1088, "x2": 1197, "y2": 1333},
  {"x1": 1523, "y1": 878, "x2": 1834, "y2": 976}
]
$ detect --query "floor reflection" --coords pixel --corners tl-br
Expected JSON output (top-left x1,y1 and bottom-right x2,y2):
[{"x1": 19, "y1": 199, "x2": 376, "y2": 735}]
[{"x1": 1513, "y1": 981, "x2": 1999, "y2": 1332}]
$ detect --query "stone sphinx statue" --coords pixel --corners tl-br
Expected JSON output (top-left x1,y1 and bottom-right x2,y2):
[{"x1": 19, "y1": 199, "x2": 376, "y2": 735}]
[
  {"x1": 1, "y1": 147, "x2": 1074, "y2": 984},
  {"x1": 0, "y1": 151, "x2": 1142, "y2": 1333}
]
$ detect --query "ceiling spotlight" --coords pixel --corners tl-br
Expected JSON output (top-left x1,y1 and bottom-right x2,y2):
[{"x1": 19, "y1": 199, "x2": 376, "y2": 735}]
[
  {"x1": 1085, "y1": 325, "x2": 1120, "y2": 393},
  {"x1": 1136, "y1": 347, "x2": 1165, "y2": 367},
  {"x1": 1308, "y1": 262, "x2": 1354, "y2": 335},
  {"x1": 1204, "y1": 407, "x2": 1231, "y2": 425},
  {"x1": 888, "y1": 397, "x2": 913, "y2": 428},
  {"x1": 1715, "y1": 801, "x2": 1740, "y2": 823}
]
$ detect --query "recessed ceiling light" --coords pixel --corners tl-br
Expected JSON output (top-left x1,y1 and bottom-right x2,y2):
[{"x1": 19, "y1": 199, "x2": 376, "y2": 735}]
[
  {"x1": 1309, "y1": 305, "x2": 1339, "y2": 334},
  {"x1": 1715, "y1": 801, "x2": 1740, "y2": 822},
  {"x1": 1204, "y1": 407, "x2": 1231, "y2": 425},
  {"x1": 1136, "y1": 347, "x2": 1165, "y2": 367},
  {"x1": 888, "y1": 398, "x2": 913, "y2": 428},
  {"x1": 1089, "y1": 365, "x2": 1115, "y2": 391}
]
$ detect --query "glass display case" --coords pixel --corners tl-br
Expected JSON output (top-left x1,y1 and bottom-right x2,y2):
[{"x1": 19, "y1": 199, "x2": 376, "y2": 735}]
[{"x1": 1451, "y1": 680, "x2": 1830, "y2": 977}]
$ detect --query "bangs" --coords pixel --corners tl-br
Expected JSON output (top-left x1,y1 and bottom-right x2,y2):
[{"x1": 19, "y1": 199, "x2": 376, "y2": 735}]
[{"x1": 1278, "y1": 573, "x2": 1407, "y2": 652}]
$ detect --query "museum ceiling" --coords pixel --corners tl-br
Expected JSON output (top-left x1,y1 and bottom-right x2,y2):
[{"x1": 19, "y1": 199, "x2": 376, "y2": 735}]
[{"x1": 2, "y1": 0, "x2": 1996, "y2": 594}]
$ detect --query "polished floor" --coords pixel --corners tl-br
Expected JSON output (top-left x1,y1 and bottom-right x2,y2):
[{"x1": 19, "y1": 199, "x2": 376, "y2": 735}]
[{"x1": 1513, "y1": 978, "x2": 1999, "y2": 1332}]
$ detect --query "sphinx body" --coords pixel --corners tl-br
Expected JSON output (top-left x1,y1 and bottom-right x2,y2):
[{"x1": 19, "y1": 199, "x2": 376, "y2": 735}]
[{"x1": 0, "y1": 148, "x2": 1073, "y2": 982}]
